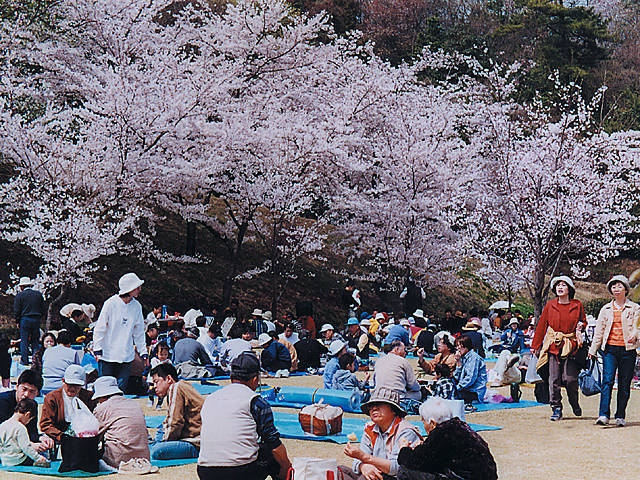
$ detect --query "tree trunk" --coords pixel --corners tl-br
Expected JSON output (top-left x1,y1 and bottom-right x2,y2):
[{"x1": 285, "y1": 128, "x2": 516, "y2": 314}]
[
  {"x1": 186, "y1": 221, "x2": 197, "y2": 256},
  {"x1": 46, "y1": 285, "x2": 67, "y2": 330},
  {"x1": 533, "y1": 265, "x2": 546, "y2": 319}
]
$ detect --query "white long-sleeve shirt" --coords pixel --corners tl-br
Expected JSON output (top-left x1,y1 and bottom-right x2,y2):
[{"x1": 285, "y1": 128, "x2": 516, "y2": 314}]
[{"x1": 93, "y1": 294, "x2": 146, "y2": 363}]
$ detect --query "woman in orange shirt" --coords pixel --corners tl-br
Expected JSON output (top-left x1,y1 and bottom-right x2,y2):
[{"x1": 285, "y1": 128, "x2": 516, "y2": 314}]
[{"x1": 588, "y1": 275, "x2": 640, "y2": 427}]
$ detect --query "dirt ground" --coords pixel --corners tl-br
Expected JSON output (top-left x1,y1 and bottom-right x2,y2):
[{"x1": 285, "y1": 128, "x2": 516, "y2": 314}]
[{"x1": 4, "y1": 360, "x2": 638, "y2": 480}]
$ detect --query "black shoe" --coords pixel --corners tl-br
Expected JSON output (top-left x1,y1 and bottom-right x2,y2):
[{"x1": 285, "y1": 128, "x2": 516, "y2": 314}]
[
  {"x1": 572, "y1": 406, "x2": 582, "y2": 417},
  {"x1": 510, "y1": 383, "x2": 521, "y2": 403},
  {"x1": 550, "y1": 407, "x2": 562, "y2": 421}
]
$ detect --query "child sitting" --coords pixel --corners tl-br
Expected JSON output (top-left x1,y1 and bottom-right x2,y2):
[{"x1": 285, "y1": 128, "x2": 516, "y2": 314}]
[
  {"x1": 148, "y1": 342, "x2": 172, "y2": 409},
  {"x1": 0, "y1": 398, "x2": 50, "y2": 467},
  {"x1": 431, "y1": 363, "x2": 456, "y2": 400},
  {"x1": 331, "y1": 353, "x2": 370, "y2": 391}
]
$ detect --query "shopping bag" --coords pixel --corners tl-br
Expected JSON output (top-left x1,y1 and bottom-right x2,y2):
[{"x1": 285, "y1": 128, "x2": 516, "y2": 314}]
[
  {"x1": 58, "y1": 434, "x2": 101, "y2": 473},
  {"x1": 578, "y1": 359, "x2": 602, "y2": 396},
  {"x1": 287, "y1": 457, "x2": 339, "y2": 480},
  {"x1": 525, "y1": 355, "x2": 543, "y2": 384}
]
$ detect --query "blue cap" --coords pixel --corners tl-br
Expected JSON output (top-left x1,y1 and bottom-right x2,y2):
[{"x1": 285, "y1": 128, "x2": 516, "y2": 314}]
[
  {"x1": 360, "y1": 311, "x2": 372, "y2": 320},
  {"x1": 347, "y1": 317, "x2": 360, "y2": 326}
]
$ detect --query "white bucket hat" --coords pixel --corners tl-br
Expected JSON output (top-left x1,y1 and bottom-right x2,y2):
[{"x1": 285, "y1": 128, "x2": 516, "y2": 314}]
[
  {"x1": 328, "y1": 340, "x2": 347, "y2": 356},
  {"x1": 92, "y1": 376, "x2": 123, "y2": 400},
  {"x1": 118, "y1": 272, "x2": 144, "y2": 295},
  {"x1": 550, "y1": 275, "x2": 575, "y2": 292},
  {"x1": 320, "y1": 323, "x2": 334, "y2": 333},
  {"x1": 64, "y1": 364, "x2": 86, "y2": 386},
  {"x1": 60, "y1": 303, "x2": 83, "y2": 318},
  {"x1": 606, "y1": 275, "x2": 631, "y2": 295},
  {"x1": 81, "y1": 303, "x2": 96, "y2": 320},
  {"x1": 262, "y1": 311, "x2": 273, "y2": 321},
  {"x1": 252, "y1": 309, "x2": 263, "y2": 317},
  {"x1": 413, "y1": 309, "x2": 425, "y2": 318},
  {"x1": 18, "y1": 276, "x2": 33, "y2": 287},
  {"x1": 257, "y1": 333, "x2": 272, "y2": 346}
]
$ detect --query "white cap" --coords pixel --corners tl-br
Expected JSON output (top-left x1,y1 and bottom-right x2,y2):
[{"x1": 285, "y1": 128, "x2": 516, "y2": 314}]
[
  {"x1": 64, "y1": 364, "x2": 86, "y2": 386},
  {"x1": 328, "y1": 340, "x2": 346, "y2": 356},
  {"x1": 118, "y1": 272, "x2": 144, "y2": 295},
  {"x1": 320, "y1": 323, "x2": 334, "y2": 333},
  {"x1": 92, "y1": 376, "x2": 123, "y2": 400},
  {"x1": 257, "y1": 333, "x2": 272, "y2": 346}
]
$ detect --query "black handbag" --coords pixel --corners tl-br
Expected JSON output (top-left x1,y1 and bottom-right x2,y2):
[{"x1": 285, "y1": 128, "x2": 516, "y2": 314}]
[{"x1": 58, "y1": 434, "x2": 101, "y2": 473}]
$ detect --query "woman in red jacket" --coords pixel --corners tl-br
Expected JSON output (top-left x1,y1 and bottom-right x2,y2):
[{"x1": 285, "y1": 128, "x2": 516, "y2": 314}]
[{"x1": 531, "y1": 276, "x2": 586, "y2": 421}]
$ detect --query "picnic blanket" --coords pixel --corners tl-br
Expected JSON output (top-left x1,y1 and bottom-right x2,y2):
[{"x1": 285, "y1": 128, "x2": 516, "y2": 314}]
[
  {"x1": 474, "y1": 400, "x2": 542, "y2": 412},
  {"x1": 144, "y1": 413, "x2": 501, "y2": 444},
  {"x1": 0, "y1": 458, "x2": 198, "y2": 477}
]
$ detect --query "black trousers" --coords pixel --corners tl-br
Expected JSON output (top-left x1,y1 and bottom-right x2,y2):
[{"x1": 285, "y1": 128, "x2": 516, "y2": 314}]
[{"x1": 198, "y1": 462, "x2": 262, "y2": 480}]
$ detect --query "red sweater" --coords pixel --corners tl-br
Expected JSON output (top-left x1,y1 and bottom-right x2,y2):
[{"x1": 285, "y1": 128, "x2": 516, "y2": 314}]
[{"x1": 532, "y1": 298, "x2": 586, "y2": 354}]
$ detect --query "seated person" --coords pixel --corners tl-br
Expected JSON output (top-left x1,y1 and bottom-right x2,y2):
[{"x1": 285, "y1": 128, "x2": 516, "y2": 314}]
[
  {"x1": 397, "y1": 396, "x2": 497, "y2": 480},
  {"x1": 278, "y1": 323, "x2": 300, "y2": 345},
  {"x1": 414, "y1": 325, "x2": 437, "y2": 356},
  {"x1": 276, "y1": 331, "x2": 299, "y2": 372},
  {"x1": 258, "y1": 333, "x2": 291, "y2": 373},
  {"x1": 198, "y1": 324, "x2": 222, "y2": 363},
  {"x1": 40, "y1": 364, "x2": 96, "y2": 442},
  {"x1": 453, "y1": 335, "x2": 488, "y2": 412},
  {"x1": 319, "y1": 324, "x2": 345, "y2": 348},
  {"x1": 148, "y1": 342, "x2": 172, "y2": 409},
  {"x1": 332, "y1": 353, "x2": 370, "y2": 391},
  {"x1": 489, "y1": 349, "x2": 522, "y2": 387},
  {"x1": 218, "y1": 324, "x2": 253, "y2": 370},
  {"x1": 374, "y1": 341, "x2": 422, "y2": 401},
  {"x1": 93, "y1": 376, "x2": 154, "y2": 470},
  {"x1": 294, "y1": 329, "x2": 326, "y2": 371},
  {"x1": 323, "y1": 340, "x2": 347, "y2": 389},
  {"x1": 173, "y1": 327, "x2": 212, "y2": 366},
  {"x1": 61, "y1": 307, "x2": 87, "y2": 343},
  {"x1": 382, "y1": 322, "x2": 411, "y2": 348},
  {"x1": 0, "y1": 398, "x2": 50, "y2": 467},
  {"x1": 0, "y1": 370, "x2": 53, "y2": 453},
  {"x1": 149, "y1": 363, "x2": 203, "y2": 460},
  {"x1": 41, "y1": 330, "x2": 83, "y2": 393},
  {"x1": 417, "y1": 334, "x2": 457, "y2": 375},
  {"x1": 430, "y1": 364, "x2": 456, "y2": 400},
  {"x1": 340, "y1": 387, "x2": 421, "y2": 480},
  {"x1": 489, "y1": 319, "x2": 525, "y2": 353}
]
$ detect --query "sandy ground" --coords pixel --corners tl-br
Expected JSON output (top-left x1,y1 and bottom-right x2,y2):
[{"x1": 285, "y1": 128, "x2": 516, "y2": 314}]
[{"x1": 3, "y1": 360, "x2": 639, "y2": 480}]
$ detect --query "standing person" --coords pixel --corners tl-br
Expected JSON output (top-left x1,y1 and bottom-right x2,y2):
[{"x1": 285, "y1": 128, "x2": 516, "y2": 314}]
[
  {"x1": 531, "y1": 275, "x2": 586, "y2": 421},
  {"x1": 197, "y1": 352, "x2": 292, "y2": 480},
  {"x1": 588, "y1": 275, "x2": 640, "y2": 426},
  {"x1": 93, "y1": 272, "x2": 148, "y2": 392},
  {"x1": 13, "y1": 277, "x2": 45, "y2": 366},
  {"x1": 400, "y1": 278, "x2": 425, "y2": 322},
  {"x1": 342, "y1": 280, "x2": 361, "y2": 318}
]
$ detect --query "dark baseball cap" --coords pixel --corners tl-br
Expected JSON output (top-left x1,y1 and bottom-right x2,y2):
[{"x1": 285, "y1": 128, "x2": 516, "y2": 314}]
[{"x1": 230, "y1": 352, "x2": 261, "y2": 380}]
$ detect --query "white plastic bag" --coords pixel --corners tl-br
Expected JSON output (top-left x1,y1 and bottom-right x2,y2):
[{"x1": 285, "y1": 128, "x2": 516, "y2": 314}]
[
  {"x1": 289, "y1": 457, "x2": 338, "y2": 480},
  {"x1": 70, "y1": 407, "x2": 99, "y2": 437},
  {"x1": 525, "y1": 355, "x2": 543, "y2": 384}
]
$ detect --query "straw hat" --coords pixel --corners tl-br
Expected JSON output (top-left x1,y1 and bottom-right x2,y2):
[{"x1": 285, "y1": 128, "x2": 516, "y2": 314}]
[
  {"x1": 18, "y1": 277, "x2": 33, "y2": 287},
  {"x1": 252, "y1": 309, "x2": 263, "y2": 317}
]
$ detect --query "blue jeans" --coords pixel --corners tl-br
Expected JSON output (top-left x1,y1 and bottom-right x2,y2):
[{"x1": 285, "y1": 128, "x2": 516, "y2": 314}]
[
  {"x1": 150, "y1": 440, "x2": 199, "y2": 460},
  {"x1": 99, "y1": 360, "x2": 132, "y2": 392},
  {"x1": 150, "y1": 424, "x2": 199, "y2": 460},
  {"x1": 20, "y1": 317, "x2": 40, "y2": 365},
  {"x1": 599, "y1": 345, "x2": 636, "y2": 419}
]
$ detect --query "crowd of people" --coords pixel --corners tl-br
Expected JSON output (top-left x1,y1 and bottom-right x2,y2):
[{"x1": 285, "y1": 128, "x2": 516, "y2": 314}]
[{"x1": 5, "y1": 271, "x2": 640, "y2": 478}]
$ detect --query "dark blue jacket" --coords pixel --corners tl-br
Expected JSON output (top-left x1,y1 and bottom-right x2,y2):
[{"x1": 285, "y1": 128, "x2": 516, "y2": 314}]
[
  {"x1": 14, "y1": 288, "x2": 45, "y2": 322},
  {"x1": 261, "y1": 340, "x2": 291, "y2": 371}
]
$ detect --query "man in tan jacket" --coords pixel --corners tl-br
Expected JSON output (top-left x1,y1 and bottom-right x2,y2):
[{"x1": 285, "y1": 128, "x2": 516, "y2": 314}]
[{"x1": 149, "y1": 363, "x2": 203, "y2": 460}]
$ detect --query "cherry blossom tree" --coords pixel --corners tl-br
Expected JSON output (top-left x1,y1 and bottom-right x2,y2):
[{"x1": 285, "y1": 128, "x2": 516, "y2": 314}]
[{"x1": 457, "y1": 76, "x2": 640, "y2": 316}]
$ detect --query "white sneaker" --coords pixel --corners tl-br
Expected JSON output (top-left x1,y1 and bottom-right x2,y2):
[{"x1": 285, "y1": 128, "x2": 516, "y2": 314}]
[
  {"x1": 616, "y1": 418, "x2": 626, "y2": 427},
  {"x1": 595, "y1": 416, "x2": 609, "y2": 425},
  {"x1": 118, "y1": 458, "x2": 159, "y2": 474}
]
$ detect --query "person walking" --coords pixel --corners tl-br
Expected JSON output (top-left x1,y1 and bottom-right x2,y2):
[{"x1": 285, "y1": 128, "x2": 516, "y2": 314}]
[
  {"x1": 93, "y1": 273, "x2": 148, "y2": 391},
  {"x1": 13, "y1": 277, "x2": 45, "y2": 366},
  {"x1": 588, "y1": 275, "x2": 640, "y2": 427},
  {"x1": 531, "y1": 275, "x2": 586, "y2": 421}
]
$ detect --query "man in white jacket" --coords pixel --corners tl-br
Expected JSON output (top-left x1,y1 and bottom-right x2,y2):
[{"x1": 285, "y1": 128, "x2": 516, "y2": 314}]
[{"x1": 93, "y1": 273, "x2": 148, "y2": 391}]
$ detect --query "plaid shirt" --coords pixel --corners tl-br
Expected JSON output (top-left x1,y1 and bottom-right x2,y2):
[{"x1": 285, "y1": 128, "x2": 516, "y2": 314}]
[{"x1": 433, "y1": 377, "x2": 456, "y2": 400}]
